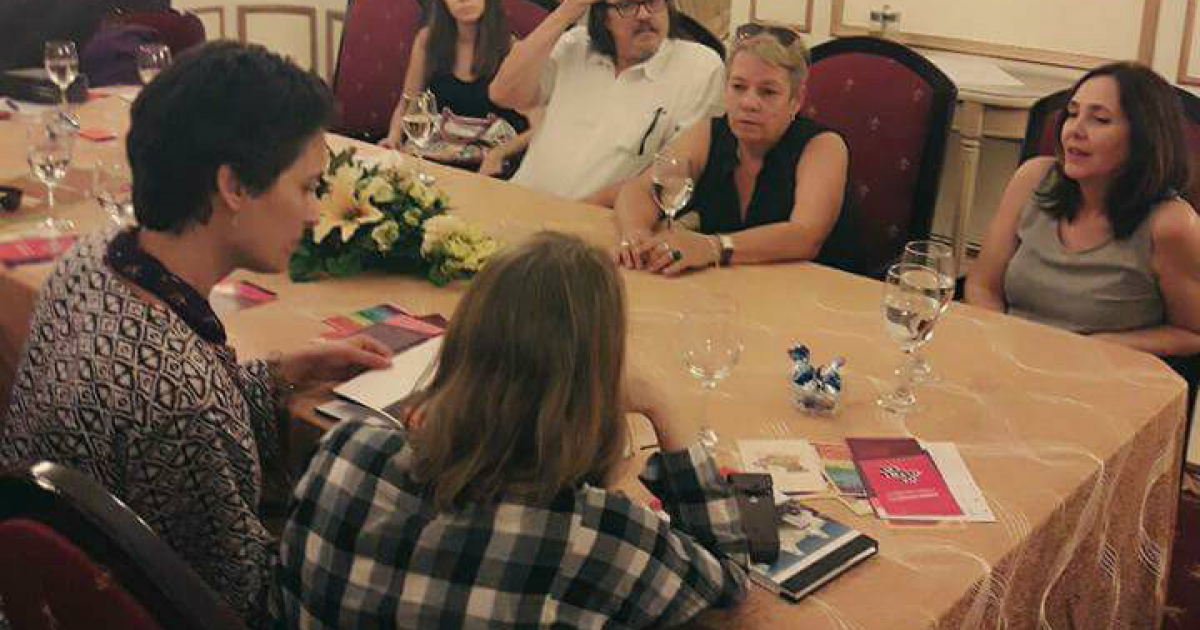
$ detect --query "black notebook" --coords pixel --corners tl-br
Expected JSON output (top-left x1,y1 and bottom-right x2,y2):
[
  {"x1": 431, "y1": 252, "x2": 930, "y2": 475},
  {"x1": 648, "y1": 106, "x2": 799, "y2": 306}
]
[{"x1": 750, "y1": 505, "x2": 877, "y2": 602}]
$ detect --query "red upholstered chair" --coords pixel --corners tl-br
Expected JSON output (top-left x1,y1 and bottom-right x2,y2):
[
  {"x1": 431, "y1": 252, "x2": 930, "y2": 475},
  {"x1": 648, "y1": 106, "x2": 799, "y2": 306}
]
[
  {"x1": 804, "y1": 36, "x2": 957, "y2": 277},
  {"x1": 504, "y1": 0, "x2": 552, "y2": 38},
  {"x1": 0, "y1": 462, "x2": 247, "y2": 630},
  {"x1": 331, "y1": 0, "x2": 424, "y2": 141}
]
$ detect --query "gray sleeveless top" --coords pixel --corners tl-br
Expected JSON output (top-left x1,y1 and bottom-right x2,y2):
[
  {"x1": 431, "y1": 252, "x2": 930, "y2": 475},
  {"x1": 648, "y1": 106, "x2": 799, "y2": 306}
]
[{"x1": 1003, "y1": 188, "x2": 1165, "y2": 334}]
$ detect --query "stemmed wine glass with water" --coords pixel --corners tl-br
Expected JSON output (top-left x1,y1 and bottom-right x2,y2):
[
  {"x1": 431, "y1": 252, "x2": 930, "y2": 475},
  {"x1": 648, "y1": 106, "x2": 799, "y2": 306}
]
[
  {"x1": 27, "y1": 112, "x2": 77, "y2": 232},
  {"x1": 400, "y1": 91, "x2": 439, "y2": 186},
  {"x1": 651, "y1": 151, "x2": 693, "y2": 230},
  {"x1": 682, "y1": 296, "x2": 743, "y2": 450},
  {"x1": 44, "y1": 41, "x2": 79, "y2": 112},
  {"x1": 899, "y1": 240, "x2": 955, "y2": 382},
  {"x1": 136, "y1": 44, "x2": 171, "y2": 85},
  {"x1": 877, "y1": 262, "x2": 954, "y2": 413},
  {"x1": 93, "y1": 160, "x2": 135, "y2": 226}
]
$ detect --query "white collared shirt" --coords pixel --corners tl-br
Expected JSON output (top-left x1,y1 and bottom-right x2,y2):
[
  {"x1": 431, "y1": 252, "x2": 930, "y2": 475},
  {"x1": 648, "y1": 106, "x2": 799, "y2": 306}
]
[{"x1": 511, "y1": 26, "x2": 724, "y2": 201}]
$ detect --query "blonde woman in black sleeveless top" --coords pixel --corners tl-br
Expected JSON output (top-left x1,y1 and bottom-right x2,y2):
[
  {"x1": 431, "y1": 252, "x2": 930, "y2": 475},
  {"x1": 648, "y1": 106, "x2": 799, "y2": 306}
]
[
  {"x1": 613, "y1": 22, "x2": 856, "y2": 274},
  {"x1": 967, "y1": 63, "x2": 1200, "y2": 357}
]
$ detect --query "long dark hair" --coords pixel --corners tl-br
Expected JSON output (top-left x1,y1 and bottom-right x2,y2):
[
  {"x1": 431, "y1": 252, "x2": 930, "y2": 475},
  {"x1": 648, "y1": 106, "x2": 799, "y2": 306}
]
[
  {"x1": 1036, "y1": 62, "x2": 1191, "y2": 239},
  {"x1": 424, "y1": 0, "x2": 511, "y2": 83}
]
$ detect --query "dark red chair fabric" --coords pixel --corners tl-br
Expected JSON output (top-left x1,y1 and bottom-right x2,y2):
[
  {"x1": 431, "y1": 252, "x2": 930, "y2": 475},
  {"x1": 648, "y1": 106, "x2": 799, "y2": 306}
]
[
  {"x1": 0, "y1": 462, "x2": 248, "y2": 630},
  {"x1": 0, "y1": 519, "x2": 160, "y2": 630},
  {"x1": 805, "y1": 37, "x2": 957, "y2": 277},
  {"x1": 332, "y1": 0, "x2": 424, "y2": 141},
  {"x1": 111, "y1": 10, "x2": 206, "y2": 56},
  {"x1": 504, "y1": 0, "x2": 551, "y2": 38}
]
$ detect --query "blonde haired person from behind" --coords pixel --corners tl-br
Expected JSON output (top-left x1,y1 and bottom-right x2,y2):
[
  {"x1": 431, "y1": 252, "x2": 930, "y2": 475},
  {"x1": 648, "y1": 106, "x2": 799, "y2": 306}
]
[
  {"x1": 967, "y1": 62, "x2": 1200, "y2": 357},
  {"x1": 279, "y1": 231, "x2": 749, "y2": 629},
  {"x1": 613, "y1": 22, "x2": 857, "y2": 274}
]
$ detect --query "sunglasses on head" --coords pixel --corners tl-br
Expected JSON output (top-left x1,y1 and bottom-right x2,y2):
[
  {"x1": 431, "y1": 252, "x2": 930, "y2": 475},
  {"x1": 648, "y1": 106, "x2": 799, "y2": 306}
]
[{"x1": 736, "y1": 23, "x2": 802, "y2": 48}]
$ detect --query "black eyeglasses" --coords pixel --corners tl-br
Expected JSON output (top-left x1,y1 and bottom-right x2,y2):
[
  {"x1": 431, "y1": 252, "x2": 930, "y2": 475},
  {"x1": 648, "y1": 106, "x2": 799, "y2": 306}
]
[
  {"x1": 606, "y1": 0, "x2": 667, "y2": 19},
  {"x1": 736, "y1": 23, "x2": 802, "y2": 48}
]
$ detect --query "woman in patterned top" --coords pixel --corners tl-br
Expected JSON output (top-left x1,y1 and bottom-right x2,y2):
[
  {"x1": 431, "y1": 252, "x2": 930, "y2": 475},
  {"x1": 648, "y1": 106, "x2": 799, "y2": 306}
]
[
  {"x1": 1, "y1": 42, "x2": 390, "y2": 628},
  {"x1": 279, "y1": 232, "x2": 749, "y2": 629}
]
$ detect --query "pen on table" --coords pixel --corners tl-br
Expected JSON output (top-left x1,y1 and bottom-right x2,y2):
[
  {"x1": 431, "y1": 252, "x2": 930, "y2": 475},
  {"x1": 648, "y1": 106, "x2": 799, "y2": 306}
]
[
  {"x1": 4, "y1": 98, "x2": 19, "y2": 113},
  {"x1": 638, "y1": 106, "x2": 665, "y2": 156}
]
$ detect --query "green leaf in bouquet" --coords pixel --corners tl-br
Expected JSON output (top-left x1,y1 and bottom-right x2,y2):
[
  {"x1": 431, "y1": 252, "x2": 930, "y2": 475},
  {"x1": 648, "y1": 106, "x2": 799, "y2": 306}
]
[
  {"x1": 326, "y1": 250, "x2": 365, "y2": 277},
  {"x1": 289, "y1": 239, "x2": 321, "y2": 282}
]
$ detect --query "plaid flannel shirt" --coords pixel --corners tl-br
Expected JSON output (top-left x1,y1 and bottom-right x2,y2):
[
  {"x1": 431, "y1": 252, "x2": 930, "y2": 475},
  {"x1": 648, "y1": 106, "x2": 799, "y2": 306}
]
[{"x1": 278, "y1": 420, "x2": 749, "y2": 629}]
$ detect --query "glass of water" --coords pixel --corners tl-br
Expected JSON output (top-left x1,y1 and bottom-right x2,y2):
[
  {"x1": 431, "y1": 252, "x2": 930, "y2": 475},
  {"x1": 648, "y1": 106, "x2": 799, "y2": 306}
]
[
  {"x1": 44, "y1": 40, "x2": 78, "y2": 111},
  {"x1": 899, "y1": 240, "x2": 955, "y2": 382},
  {"x1": 877, "y1": 263, "x2": 951, "y2": 413},
  {"x1": 400, "y1": 90, "x2": 439, "y2": 186},
  {"x1": 93, "y1": 160, "x2": 135, "y2": 226},
  {"x1": 651, "y1": 151, "x2": 693, "y2": 231},
  {"x1": 27, "y1": 113, "x2": 77, "y2": 213},
  {"x1": 682, "y1": 296, "x2": 743, "y2": 450},
  {"x1": 136, "y1": 44, "x2": 171, "y2": 85}
]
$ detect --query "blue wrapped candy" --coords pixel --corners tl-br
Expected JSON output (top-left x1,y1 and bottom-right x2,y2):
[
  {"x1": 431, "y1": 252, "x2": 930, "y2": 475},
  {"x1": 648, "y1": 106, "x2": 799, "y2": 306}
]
[{"x1": 787, "y1": 344, "x2": 845, "y2": 415}]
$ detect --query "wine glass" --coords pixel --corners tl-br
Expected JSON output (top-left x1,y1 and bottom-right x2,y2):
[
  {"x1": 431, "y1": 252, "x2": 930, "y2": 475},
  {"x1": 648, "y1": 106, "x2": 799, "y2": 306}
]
[
  {"x1": 135, "y1": 44, "x2": 171, "y2": 85},
  {"x1": 899, "y1": 240, "x2": 955, "y2": 383},
  {"x1": 26, "y1": 113, "x2": 77, "y2": 232},
  {"x1": 877, "y1": 263, "x2": 950, "y2": 413},
  {"x1": 400, "y1": 91, "x2": 439, "y2": 186},
  {"x1": 44, "y1": 40, "x2": 79, "y2": 112},
  {"x1": 651, "y1": 152, "x2": 693, "y2": 231},
  {"x1": 682, "y1": 297, "x2": 743, "y2": 451},
  {"x1": 93, "y1": 160, "x2": 135, "y2": 226}
]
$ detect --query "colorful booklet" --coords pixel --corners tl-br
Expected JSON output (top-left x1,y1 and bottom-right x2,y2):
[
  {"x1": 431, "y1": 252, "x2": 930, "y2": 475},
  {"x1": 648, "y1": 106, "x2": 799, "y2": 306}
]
[
  {"x1": 209, "y1": 279, "x2": 277, "y2": 314},
  {"x1": 0, "y1": 235, "x2": 76, "y2": 267},
  {"x1": 857, "y1": 453, "x2": 963, "y2": 520},
  {"x1": 813, "y1": 441, "x2": 867, "y2": 497},
  {"x1": 751, "y1": 505, "x2": 878, "y2": 601},
  {"x1": 737, "y1": 439, "x2": 829, "y2": 495}
]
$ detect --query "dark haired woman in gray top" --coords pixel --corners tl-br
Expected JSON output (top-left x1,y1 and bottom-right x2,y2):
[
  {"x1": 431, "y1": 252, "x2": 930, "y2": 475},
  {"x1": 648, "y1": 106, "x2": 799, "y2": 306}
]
[{"x1": 967, "y1": 62, "x2": 1200, "y2": 357}]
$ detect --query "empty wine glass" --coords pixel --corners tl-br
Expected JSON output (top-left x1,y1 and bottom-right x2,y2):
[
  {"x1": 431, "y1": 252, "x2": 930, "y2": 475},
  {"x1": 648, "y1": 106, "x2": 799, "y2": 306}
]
[
  {"x1": 877, "y1": 263, "x2": 949, "y2": 413},
  {"x1": 400, "y1": 91, "x2": 439, "y2": 186},
  {"x1": 899, "y1": 240, "x2": 955, "y2": 383},
  {"x1": 651, "y1": 152, "x2": 693, "y2": 231},
  {"x1": 135, "y1": 44, "x2": 171, "y2": 85},
  {"x1": 93, "y1": 160, "x2": 135, "y2": 226},
  {"x1": 44, "y1": 40, "x2": 79, "y2": 111},
  {"x1": 682, "y1": 297, "x2": 743, "y2": 451},
  {"x1": 27, "y1": 113, "x2": 77, "y2": 232}
]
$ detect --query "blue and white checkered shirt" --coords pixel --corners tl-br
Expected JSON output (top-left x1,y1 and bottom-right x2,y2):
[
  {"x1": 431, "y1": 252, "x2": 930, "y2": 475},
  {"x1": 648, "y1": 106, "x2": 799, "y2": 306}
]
[{"x1": 278, "y1": 419, "x2": 748, "y2": 629}]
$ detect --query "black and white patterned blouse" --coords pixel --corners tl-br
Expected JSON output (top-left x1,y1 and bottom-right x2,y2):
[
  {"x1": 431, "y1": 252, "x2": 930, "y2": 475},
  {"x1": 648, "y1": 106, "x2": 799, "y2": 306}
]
[
  {"x1": 279, "y1": 419, "x2": 749, "y2": 629},
  {"x1": 1, "y1": 231, "x2": 282, "y2": 629}
]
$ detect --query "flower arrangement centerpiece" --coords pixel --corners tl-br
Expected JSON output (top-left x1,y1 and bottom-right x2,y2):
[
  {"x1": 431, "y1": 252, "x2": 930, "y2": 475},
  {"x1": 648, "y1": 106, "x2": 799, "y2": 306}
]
[{"x1": 289, "y1": 147, "x2": 499, "y2": 286}]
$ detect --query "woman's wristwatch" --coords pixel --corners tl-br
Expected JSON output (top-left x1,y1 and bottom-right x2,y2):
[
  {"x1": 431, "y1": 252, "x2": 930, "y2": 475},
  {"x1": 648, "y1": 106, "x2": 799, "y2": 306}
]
[{"x1": 717, "y1": 233, "x2": 735, "y2": 266}]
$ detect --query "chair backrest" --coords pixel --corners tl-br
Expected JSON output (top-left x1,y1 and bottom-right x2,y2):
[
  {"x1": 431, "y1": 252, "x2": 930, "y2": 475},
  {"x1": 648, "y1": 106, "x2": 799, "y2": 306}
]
[
  {"x1": 0, "y1": 462, "x2": 248, "y2": 630},
  {"x1": 111, "y1": 9, "x2": 206, "y2": 56},
  {"x1": 670, "y1": 9, "x2": 724, "y2": 59},
  {"x1": 1020, "y1": 85, "x2": 1200, "y2": 207},
  {"x1": 331, "y1": 0, "x2": 424, "y2": 141},
  {"x1": 805, "y1": 36, "x2": 957, "y2": 277},
  {"x1": 332, "y1": 0, "x2": 553, "y2": 142}
]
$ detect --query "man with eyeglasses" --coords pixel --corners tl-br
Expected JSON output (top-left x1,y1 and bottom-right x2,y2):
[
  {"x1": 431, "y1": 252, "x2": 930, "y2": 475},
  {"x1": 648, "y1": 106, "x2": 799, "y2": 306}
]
[{"x1": 490, "y1": 0, "x2": 722, "y2": 207}]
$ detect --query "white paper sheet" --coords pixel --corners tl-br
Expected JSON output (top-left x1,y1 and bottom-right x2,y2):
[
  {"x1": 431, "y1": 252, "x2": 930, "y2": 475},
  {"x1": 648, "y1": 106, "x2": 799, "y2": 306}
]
[
  {"x1": 924, "y1": 53, "x2": 1023, "y2": 88},
  {"x1": 737, "y1": 439, "x2": 830, "y2": 495},
  {"x1": 333, "y1": 336, "x2": 442, "y2": 414},
  {"x1": 920, "y1": 441, "x2": 996, "y2": 523}
]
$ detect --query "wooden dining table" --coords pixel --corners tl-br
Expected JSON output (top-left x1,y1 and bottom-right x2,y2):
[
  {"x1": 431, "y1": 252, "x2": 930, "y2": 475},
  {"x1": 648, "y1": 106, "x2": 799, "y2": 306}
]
[{"x1": 0, "y1": 94, "x2": 1187, "y2": 629}]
